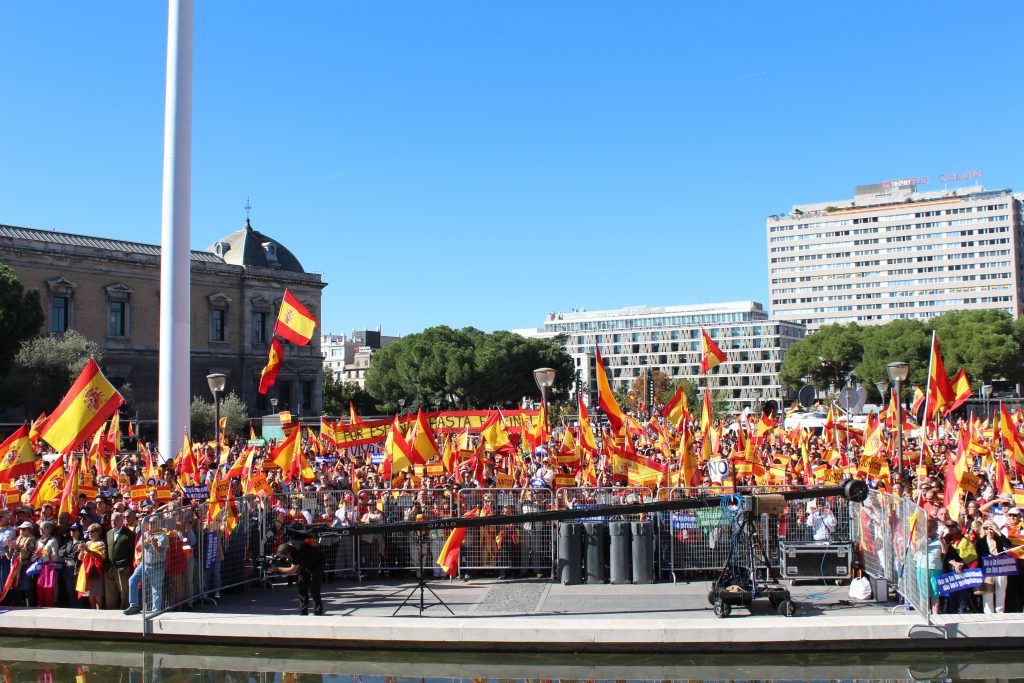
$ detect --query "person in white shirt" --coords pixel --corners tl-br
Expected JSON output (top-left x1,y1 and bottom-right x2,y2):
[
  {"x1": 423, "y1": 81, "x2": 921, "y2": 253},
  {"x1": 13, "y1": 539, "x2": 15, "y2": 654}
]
[{"x1": 807, "y1": 502, "x2": 837, "y2": 542}]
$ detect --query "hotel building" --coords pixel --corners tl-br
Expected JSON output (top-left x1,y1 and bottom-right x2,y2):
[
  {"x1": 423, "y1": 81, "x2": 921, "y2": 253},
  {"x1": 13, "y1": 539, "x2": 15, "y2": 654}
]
[
  {"x1": 516, "y1": 301, "x2": 804, "y2": 413},
  {"x1": 767, "y1": 183, "x2": 1024, "y2": 332}
]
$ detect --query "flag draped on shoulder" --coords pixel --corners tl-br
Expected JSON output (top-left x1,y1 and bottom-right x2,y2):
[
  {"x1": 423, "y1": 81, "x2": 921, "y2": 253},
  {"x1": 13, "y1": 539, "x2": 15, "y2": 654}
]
[
  {"x1": 700, "y1": 328, "x2": 727, "y2": 374},
  {"x1": 0, "y1": 426, "x2": 35, "y2": 483},
  {"x1": 274, "y1": 289, "x2": 318, "y2": 346},
  {"x1": 258, "y1": 337, "x2": 284, "y2": 395},
  {"x1": 39, "y1": 358, "x2": 123, "y2": 454},
  {"x1": 595, "y1": 346, "x2": 625, "y2": 432}
]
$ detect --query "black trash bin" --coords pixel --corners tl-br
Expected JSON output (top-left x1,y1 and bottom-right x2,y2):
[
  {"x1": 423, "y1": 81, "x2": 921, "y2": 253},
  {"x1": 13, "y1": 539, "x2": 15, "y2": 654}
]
[
  {"x1": 557, "y1": 522, "x2": 583, "y2": 585},
  {"x1": 609, "y1": 521, "x2": 632, "y2": 585},
  {"x1": 631, "y1": 520, "x2": 655, "y2": 584},
  {"x1": 583, "y1": 522, "x2": 609, "y2": 584}
]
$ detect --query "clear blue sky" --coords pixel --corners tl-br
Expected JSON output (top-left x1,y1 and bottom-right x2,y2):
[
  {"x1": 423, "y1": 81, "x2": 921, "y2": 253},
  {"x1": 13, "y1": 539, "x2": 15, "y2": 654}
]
[{"x1": 2, "y1": 2, "x2": 1021, "y2": 336}]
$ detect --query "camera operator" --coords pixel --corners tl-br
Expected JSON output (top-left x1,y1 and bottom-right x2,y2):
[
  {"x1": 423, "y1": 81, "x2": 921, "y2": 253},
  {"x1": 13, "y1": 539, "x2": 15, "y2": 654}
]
[{"x1": 267, "y1": 541, "x2": 325, "y2": 615}]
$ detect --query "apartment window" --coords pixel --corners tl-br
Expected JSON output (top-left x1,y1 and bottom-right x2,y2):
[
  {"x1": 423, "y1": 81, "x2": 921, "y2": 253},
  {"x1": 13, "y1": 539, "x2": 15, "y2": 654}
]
[
  {"x1": 51, "y1": 297, "x2": 69, "y2": 333},
  {"x1": 210, "y1": 309, "x2": 226, "y2": 342},
  {"x1": 105, "y1": 283, "x2": 133, "y2": 338}
]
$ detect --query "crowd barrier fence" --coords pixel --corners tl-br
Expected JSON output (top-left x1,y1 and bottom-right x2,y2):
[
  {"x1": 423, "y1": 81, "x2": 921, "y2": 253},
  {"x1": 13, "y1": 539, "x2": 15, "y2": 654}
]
[{"x1": 457, "y1": 488, "x2": 554, "y2": 576}]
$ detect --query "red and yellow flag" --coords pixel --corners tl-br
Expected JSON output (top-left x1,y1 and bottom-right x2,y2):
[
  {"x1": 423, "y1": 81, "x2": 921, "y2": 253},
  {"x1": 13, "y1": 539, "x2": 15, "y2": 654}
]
[
  {"x1": 700, "y1": 328, "x2": 727, "y2": 373},
  {"x1": 479, "y1": 412, "x2": 513, "y2": 455},
  {"x1": 0, "y1": 426, "x2": 35, "y2": 483},
  {"x1": 274, "y1": 289, "x2": 318, "y2": 346},
  {"x1": 436, "y1": 507, "x2": 481, "y2": 577},
  {"x1": 661, "y1": 384, "x2": 690, "y2": 430},
  {"x1": 1000, "y1": 403, "x2": 1024, "y2": 479},
  {"x1": 948, "y1": 369, "x2": 973, "y2": 413},
  {"x1": 349, "y1": 402, "x2": 366, "y2": 427},
  {"x1": 409, "y1": 409, "x2": 439, "y2": 462},
  {"x1": 925, "y1": 331, "x2": 956, "y2": 423},
  {"x1": 39, "y1": 358, "x2": 123, "y2": 454},
  {"x1": 269, "y1": 425, "x2": 301, "y2": 482},
  {"x1": 28, "y1": 457, "x2": 66, "y2": 508},
  {"x1": 383, "y1": 415, "x2": 416, "y2": 481},
  {"x1": 595, "y1": 346, "x2": 625, "y2": 432},
  {"x1": 577, "y1": 393, "x2": 598, "y2": 454},
  {"x1": 258, "y1": 337, "x2": 284, "y2": 395},
  {"x1": 58, "y1": 454, "x2": 81, "y2": 518}
]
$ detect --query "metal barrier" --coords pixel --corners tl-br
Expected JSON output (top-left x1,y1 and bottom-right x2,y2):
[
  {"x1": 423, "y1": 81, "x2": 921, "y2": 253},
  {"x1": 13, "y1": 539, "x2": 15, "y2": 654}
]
[
  {"x1": 852, "y1": 490, "x2": 930, "y2": 623},
  {"x1": 358, "y1": 488, "x2": 456, "y2": 575},
  {"x1": 275, "y1": 491, "x2": 359, "y2": 578},
  {"x1": 457, "y1": 488, "x2": 554, "y2": 576},
  {"x1": 139, "y1": 494, "x2": 265, "y2": 621}
]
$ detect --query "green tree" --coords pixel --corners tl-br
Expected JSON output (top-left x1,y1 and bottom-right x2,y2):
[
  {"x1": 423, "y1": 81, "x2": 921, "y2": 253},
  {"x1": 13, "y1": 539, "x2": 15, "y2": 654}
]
[
  {"x1": 322, "y1": 366, "x2": 378, "y2": 418},
  {"x1": 780, "y1": 323, "x2": 864, "y2": 391},
  {"x1": 626, "y1": 368, "x2": 674, "y2": 410},
  {"x1": 929, "y1": 310, "x2": 1022, "y2": 387},
  {"x1": 856, "y1": 318, "x2": 931, "y2": 393},
  {"x1": 2, "y1": 330, "x2": 103, "y2": 416},
  {"x1": 364, "y1": 326, "x2": 574, "y2": 411},
  {"x1": 190, "y1": 391, "x2": 249, "y2": 442},
  {"x1": 0, "y1": 263, "x2": 44, "y2": 376}
]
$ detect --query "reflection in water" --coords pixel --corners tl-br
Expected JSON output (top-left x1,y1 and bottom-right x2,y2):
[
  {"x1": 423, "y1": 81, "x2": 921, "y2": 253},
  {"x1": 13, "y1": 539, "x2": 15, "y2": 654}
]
[{"x1": 0, "y1": 637, "x2": 1022, "y2": 682}]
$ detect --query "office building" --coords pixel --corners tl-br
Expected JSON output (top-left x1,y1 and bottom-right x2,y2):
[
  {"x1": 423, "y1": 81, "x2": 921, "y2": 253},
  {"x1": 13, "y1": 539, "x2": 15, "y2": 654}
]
[
  {"x1": 321, "y1": 329, "x2": 400, "y2": 388},
  {"x1": 767, "y1": 183, "x2": 1024, "y2": 332},
  {"x1": 516, "y1": 301, "x2": 804, "y2": 413}
]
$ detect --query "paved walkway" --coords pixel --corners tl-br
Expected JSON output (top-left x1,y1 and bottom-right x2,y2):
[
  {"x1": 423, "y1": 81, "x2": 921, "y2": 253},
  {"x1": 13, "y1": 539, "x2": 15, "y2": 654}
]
[{"x1": 1, "y1": 575, "x2": 1023, "y2": 652}]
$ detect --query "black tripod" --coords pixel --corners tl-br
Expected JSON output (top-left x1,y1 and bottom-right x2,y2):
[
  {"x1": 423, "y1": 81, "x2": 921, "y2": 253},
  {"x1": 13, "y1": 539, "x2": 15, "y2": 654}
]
[{"x1": 393, "y1": 531, "x2": 454, "y2": 617}]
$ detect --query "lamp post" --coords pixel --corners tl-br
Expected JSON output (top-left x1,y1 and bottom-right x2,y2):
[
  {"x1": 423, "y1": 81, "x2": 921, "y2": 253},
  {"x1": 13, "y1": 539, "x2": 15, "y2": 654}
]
[
  {"x1": 875, "y1": 380, "x2": 889, "y2": 408},
  {"x1": 886, "y1": 361, "x2": 909, "y2": 473},
  {"x1": 982, "y1": 384, "x2": 993, "y2": 422},
  {"x1": 533, "y1": 368, "x2": 557, "y2": 407},
  {"x1": 270, "y1": 397, "x2": 278, "y2": 413},
  {"x1": 206, "y1": 373, "x2": 227, "y2": 465},
  {"x1": 398, "y1": 398, "x2": 406, "y2": 416}
]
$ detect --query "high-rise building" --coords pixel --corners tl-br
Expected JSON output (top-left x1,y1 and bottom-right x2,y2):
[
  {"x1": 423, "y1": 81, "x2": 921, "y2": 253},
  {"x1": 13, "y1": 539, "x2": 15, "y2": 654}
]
[
  {"x1": 767, "y1": 183, "x2": 1024, "y2": 332},
  {"x1": 515, "y1": 301, "x2": 804, "y2": 413}
]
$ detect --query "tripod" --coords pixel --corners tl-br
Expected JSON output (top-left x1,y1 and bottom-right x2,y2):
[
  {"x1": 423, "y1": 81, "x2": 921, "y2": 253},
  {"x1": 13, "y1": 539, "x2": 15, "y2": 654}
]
[{"x1": 393, "y1": 531, "x2": 454, "y2": 617}]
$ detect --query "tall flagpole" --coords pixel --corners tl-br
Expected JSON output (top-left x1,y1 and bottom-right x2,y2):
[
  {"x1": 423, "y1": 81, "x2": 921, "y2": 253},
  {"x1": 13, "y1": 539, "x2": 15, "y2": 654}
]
[{"x1": 158, "y1": 0, "x2": 194, "y2": 463}]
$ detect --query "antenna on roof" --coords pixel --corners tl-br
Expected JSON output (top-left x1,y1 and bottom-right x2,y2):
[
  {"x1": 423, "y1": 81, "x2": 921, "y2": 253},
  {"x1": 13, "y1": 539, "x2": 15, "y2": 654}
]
[{"x1": 244, "y1": 197, "x2": 252, "y2": 220}]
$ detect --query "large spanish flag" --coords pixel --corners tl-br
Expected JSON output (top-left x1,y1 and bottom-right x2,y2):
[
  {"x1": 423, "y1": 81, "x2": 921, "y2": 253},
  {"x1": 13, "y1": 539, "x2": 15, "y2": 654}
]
[
  {"x1": 948, "y1": 369, "x2": 973, "y2": 413},
  {"x1": 269, "y1": 424, "x2": 301, "y2": 482},
  {"x1": 577, "y1": 393, "x2": 598, "y2": 454},
  {"x1": 39, "y1": 358, "x2": 123, "y2": 454},
  {"x1": 925, "y1": 331, "x2": 956, "y2": 423},
  {"x1": 479, "y1": 411, "x2": 513, "y2": 455},
  {"x1": 0, "y1": 426, "x2": 35, "y2": 483},
  {"x1": 274, "y1": 289, "x2": 318, "y2": 346},
  {"x1": 409, "y1": 409, "x2": 439, "y2": 461},
  {"x1": 700, "y1": 328, "x2": 727, "y2": 373},
  {"x1": 595, "y1": 346, "x2": 625, "y2": 432},
  {"x1": 999, "y1": 403, "x2": 1024, "y2": 478},
  {"x1": 661, "y1": 384, "x2": 690, "y2": 430},
  {"x1": 258, "y1": 337, "x2": 284, "y2": 395}
]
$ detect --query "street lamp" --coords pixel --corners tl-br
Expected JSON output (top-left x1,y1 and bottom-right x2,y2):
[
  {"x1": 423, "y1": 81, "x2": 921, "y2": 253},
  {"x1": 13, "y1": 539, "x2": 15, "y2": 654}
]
[
  {"x1": 206, "y1": 373, "x2": 227, "y2": 466},
  {"x1": 886, "y1": 361, "x2": 909, "y2": 472},
  {"x1": 398, "y1": 398, "x2": 406, "y2": 415},
  {"x1": 982, "y1": 384, "x2": 993, "y2": 422},
  {"x1": 875, "y1": 380, "x2": 890, "y2": 407},
  {"x1": 270, "y1": 397, "x2": 278, "y2": 413},
  {"x1": 533, "y1": 368, "x2": 557, "y2": 407}
]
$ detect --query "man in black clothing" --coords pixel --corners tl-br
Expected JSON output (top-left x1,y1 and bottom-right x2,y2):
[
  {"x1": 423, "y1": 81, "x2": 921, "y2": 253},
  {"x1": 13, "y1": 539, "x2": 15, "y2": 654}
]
[{"x1": 271, "y1": 542, "x2": 325, "y2": 615}]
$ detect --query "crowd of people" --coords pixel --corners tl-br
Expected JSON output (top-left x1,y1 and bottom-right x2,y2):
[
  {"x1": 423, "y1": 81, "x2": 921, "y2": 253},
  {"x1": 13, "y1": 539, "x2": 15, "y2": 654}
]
[{"x1": 1, "y1": 403, "x2": 1022, "y2": 616}]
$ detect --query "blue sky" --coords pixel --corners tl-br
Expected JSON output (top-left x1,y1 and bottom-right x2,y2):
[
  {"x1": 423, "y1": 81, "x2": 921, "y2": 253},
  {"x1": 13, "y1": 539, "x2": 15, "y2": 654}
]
[{"x1": 2, "y1": 2, "x2": 1021, "y2": 336}]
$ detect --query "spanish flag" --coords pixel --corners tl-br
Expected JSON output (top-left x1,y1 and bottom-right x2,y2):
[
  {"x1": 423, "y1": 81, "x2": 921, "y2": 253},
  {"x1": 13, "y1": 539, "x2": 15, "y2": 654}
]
[
  {"x1": 479, "y1": 411, "x2": 513, "y2": 455},
  {"x1": 1000, "y1": 403, "x2": 1024, "y2": 478},
  {"x1": 58, "y1": 453, "x2": 81, "y2": 517},
  {"x1": 436, "y1": 507, "x2": 481, "y2": 577},
  {"x1": 700, "y1": 328, "x2": 727, "y2": 373},
  {"x1": 349, "y1": 402, "x2": 366, "y2": 427},
  {"x1": 595, "y1": 346, "x2": 625, "y2": 432},
  {"x1": 409, "y1": 409, "x2": 439, "y2": 461},
  {"x1": 0, "y1": 426, "x2": 35, "y2": 483},
  {"x1": 925, "y1": 331, "x2": 956, "y2": 423},
  {"x1": 661, "y1": 384, "x2": 690, "y2": 430},
  {"x1": 29, "y1": 456, "x2": 66, "y2": 508},
  {"x1": 269, "y1": 424, "x2": 301, "y2": 481},
  {"x1": 382, "y1": 415, "x2": 416, "y2": 481},
  {"x1": 258, "y1": 337, "x2": 284, "y2": 395},
  {"x1": 440, "y1": 434, "x2": 457, "y2": 473},
  {"x1": 320, "y1": 418, "x2": 336, "y2": 446},
  {"x1": 948, "y1": 369, "x2": 973, "y2": 413},
  {"x1": 274, "y1": 289, "x2": 318, "y2": 346},
  {"x1": 577, "y1": 393, "x2": 598, "y2": 454},
  {"x1": 39, "y1": 358, "x2": 123, "y2": 454}
]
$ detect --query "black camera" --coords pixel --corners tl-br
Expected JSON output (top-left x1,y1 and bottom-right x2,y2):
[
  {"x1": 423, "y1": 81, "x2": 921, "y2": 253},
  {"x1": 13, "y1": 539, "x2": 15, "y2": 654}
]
[{"x1": 260, "y1": 554, "x2": 291, "y2": 569}]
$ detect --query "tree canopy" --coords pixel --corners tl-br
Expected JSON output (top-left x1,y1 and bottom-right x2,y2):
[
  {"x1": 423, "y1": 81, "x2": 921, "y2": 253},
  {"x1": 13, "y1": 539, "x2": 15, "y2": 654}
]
[
  {"x1": 190, "y1": 391, "x2": 250, "y2": 441},
  {"x1": 780, "y1": 310, "x2": 1024, "y2": 394},
  {"x1": 0, "y1": 263, "x2": 44, "y2": 376},
  {"x1": 364, "y1": 326, "x2": 575, "y2": 411},
  {"x1": 2, "y1": 330, "x2": 102, "y2": 417}
]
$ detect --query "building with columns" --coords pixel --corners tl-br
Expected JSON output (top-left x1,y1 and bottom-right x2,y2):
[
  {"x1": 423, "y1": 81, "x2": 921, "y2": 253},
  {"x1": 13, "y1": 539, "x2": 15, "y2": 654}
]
[{"x1": 0, "y1": 219, "x2": 326, "y2": 423}]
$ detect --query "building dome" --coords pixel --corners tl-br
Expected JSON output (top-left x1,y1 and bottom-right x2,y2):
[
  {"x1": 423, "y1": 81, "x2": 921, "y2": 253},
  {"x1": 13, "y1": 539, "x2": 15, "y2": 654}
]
[{"x1": 207, "y1": 219, "x2": 305, "y2": 273}]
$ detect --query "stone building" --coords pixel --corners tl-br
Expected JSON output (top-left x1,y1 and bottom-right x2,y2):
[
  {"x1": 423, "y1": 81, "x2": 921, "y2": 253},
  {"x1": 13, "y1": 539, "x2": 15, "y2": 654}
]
[{"x1": 0, "y1": 219, "x2": 326, "y2": 422}]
